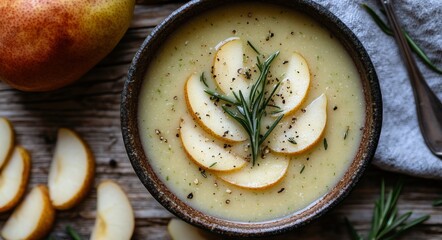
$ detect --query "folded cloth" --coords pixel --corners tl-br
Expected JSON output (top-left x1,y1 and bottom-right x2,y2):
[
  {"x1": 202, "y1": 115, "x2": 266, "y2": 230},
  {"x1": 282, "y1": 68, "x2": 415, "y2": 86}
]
[{"x1": 318, "y1": 0, "x2": 442, "y2": 179}]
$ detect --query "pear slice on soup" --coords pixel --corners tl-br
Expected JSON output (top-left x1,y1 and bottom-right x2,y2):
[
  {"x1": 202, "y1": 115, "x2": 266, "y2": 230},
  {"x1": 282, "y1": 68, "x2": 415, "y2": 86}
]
[
  {"x1": 185, "y1": 74, "x2": 247, "y2": 142},
  {"x1": 268, "y1": 94, "x2": 327, "y2": 155},
  {"x1": 48, "y1": 128, "x2": 95, "y2": 210},
  {"x1": 0, "y1": 117, "x2": 15, "y2": 169},
  {"x1": 179, "y1": 117, "x2": 247, "y2": 172},
  {"x1": 91, "y1": 180, "x2": 134, "y2": 240},
  {"x1": 1, "y1": 185, "x2": 55, "y2": 240},
  {"x1": 272, "y1": 52, "x2": 311, "y2": 116},
  {"x1": 216, "y1": 153, "x2": 289, "y2": 189},
  {"x1": 0, "y1": 146, "x2": 31, "y2": 212},
  {"x1": 213, "y1": 37, "x2": 250, "y2": 97}
]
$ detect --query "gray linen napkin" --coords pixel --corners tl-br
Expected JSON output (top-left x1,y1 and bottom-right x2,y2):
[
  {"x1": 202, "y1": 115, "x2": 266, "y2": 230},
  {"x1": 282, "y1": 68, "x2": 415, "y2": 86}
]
[{"x1": 316, "y1": 0, "x2": 442, "y2": 179}]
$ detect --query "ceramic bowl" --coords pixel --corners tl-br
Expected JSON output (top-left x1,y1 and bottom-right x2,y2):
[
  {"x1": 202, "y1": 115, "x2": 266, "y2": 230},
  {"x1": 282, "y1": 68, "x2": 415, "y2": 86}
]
[{"x1": 121, "y1": 0, "x2": 382, "y2": 237}]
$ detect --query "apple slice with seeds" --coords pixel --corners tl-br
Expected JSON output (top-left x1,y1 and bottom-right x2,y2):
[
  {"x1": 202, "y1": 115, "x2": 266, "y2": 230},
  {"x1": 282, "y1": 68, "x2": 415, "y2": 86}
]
[
  {"x1": 0, "y1": 146, "x2": 31, "y2": 212},
  {"x1": 1, "y1": 185, "x2": 55, "y2": 240},
  {"x1": 216, "y1": 153, "x2": 289, "y2": 189},
  {"x1": 268, "y1": 94, "x2": 327, "y2": 155},
  {"x1": 213, "y1": 37, "x2": 251, "y2": 97},
  {"x1": 185, "y1": 74, "x2": 247, "y2": 142},
  {"x1": 272, "y1": 52, "x2": 311, "y2": 116},
  {"x1": 90, "y1": 180, "x2": 134, "y2": 240},
  {"x1": 48, "y1": 128, "x2": 95, "y2": 210},
  {"x1": 179, "y1": 116, "x2": 247, "y2": 172},
  {"x1": 0, "y1": 117, "x2": 15, "y2": 169}
]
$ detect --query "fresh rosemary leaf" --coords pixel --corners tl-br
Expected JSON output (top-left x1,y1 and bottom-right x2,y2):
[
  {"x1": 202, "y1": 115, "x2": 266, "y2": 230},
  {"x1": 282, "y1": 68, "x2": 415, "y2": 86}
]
[
  {"x1": 434, "y1": 198, "x2": 442, "y2": 207},
  {"x1": 247, "y1": 40, "x2": 261, "y2": 55},
  {"x1": 344, "y1": 126, "x2": 350, "y2": 140},
  {"x1": 346, "y1": 180, "x2": 429, "y2": 240},
  {"x1": 66, "y1": 226, "x2": 82, "y2": 240},
  {"x1": 200, "y1": 72, "x2": 209, "y2": 88},
  {"x1": 323, "y1": 138, "x2": 328, "y2": 150},
  {"x1": 345, "y1": 218, "x2": 364, "y2": 240},
  {"x1": 361, "y1": 4, "x2": 442, "y2": 74}
]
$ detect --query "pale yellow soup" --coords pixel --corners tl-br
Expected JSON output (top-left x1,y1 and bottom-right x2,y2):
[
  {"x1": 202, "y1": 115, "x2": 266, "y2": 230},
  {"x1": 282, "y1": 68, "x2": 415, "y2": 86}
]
[{"x1": 138, "y1": 3, "x2": 365, "y2": 222}]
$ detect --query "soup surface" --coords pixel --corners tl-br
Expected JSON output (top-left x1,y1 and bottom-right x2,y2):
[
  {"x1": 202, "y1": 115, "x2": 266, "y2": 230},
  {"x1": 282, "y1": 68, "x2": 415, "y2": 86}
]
[{"x1": 138, "y1": 2, "x2": 365, "y2": 222}]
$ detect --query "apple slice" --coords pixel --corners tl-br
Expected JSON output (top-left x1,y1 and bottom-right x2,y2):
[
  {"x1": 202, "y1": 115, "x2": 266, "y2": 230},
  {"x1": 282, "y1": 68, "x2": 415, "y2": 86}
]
[
  {"x1": 216, "y1": 153, "x2": 289, "y2": 189},
  {"x1": 179, "y1": 117, "x2": 247, "y2": 172},
  {"x1": 272, "y1": 52, "x2": 311, "y2": 116},
  {"x1": 0, "y1": 146, "x2": 31, "y2": 212},
  {"x1": 48, "y1": 128, "x2": 95, "y2": 210},
  {"x1": 1, "y1": 185, "x2": 55, "y2": 240},
  {"x1": 0, "y1": 117, "x2": 14, "y2": 169},
  {"x1": 213, "y1": 37, "x2": 250, "y2": 97},
  {"x1": 90, "y1": 180, "x2": 134, "y2": 240},
  {"x1": 268, "y1": 94, "x2": 327, "y2": 155},
  {"x1": 185, "y1": 74, "x2": 247, "y2": 142}
]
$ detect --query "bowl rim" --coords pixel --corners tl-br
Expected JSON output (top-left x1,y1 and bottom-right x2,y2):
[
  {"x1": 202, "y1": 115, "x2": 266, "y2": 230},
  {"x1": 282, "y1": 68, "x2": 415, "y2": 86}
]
[{"x1": 121, "y1": 0, "x2": 382, "y2": 237}]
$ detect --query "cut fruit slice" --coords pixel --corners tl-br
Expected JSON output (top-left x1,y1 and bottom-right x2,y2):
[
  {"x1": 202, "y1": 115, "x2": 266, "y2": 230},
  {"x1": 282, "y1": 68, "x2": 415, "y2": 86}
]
[
  {"x1": 185, "y1": 74, "x2": 247, "y2": 142},
  {"x1": 1, "y1": 185, "x2": 55, "y2": 240},
  {"x1": 0, "y1": 117, "x2": 15, "y2": 170},
  {"x1": 272, "y1": 52, "x2": 311, "y2": 116},
  {"x1": 213, "y1": 37, "x2": 250, "y2": 97},
  {"x1": 179, "y1": 117, "x2": 247, "y2": 172},
  {"x1": 48, "y1": 128, "x2": 95, "y2": 210},
  {"x1": 168, "y1": 219, "x2": 221, "y2": 240},
  {"x1": 0, "y1": 146, "x2": 31, "y2": 212},
  {"x1": 90, "y1": 180, "x2": 134, "y2": 240},
  {"x1": 268, "y1": 94, "x2": 327, "y2": 155},
  {"x1": 216, "y1": 153, "x2": 289, "y2": 189}
]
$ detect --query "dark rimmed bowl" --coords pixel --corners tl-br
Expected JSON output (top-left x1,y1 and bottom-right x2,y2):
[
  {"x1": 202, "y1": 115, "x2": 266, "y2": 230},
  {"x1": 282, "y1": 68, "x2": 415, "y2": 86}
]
[{"x1": 121, "y1": 0, "x2": 382, "y2": 237}]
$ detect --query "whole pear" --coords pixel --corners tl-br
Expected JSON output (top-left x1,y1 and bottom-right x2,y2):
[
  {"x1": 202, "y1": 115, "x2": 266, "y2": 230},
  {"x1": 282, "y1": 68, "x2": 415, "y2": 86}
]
[{"x1": 0, "y1": 0, "x2": 135, "y2": 92}]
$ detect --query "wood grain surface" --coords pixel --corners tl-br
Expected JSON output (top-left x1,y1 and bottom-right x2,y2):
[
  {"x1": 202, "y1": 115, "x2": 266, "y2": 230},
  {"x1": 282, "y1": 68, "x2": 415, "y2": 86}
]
[{"x1": 0, "y1": 2, "x2": 441, "y2": 239}]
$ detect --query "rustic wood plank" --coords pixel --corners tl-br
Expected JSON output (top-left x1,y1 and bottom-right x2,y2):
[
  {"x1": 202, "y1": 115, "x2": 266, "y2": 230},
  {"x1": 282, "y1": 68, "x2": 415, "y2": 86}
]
[{"x1": 0, "y1": 2, "x2": 441, "y2": 240}]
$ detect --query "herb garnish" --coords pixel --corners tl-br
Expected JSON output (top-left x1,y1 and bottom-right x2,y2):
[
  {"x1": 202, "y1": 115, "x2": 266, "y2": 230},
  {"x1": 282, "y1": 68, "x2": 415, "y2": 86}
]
[
  {"x1": 361, "y1": 4, "x2": 442, "y2": 74},
  {"x1": 434, "y1": 198, "x2": 442, "y2": 207},
  {"x1": 323, "y1": 138, "x2": 328, "y2": 150},
  {"x1": 300, "y1": 165, "x2": 306, "y2": 174},
  {"x1": 66, "y1": 226, "x2": 82, "y2": 240},
  {"x1": 209, "y1": 162, "x2": 218, "y2": 168},
  {"x1": 200, "y1": 72, "x2": 209, "y2": 87},
  {"x1": 205, "y1": 43, "x2": 283, "y2": 165},
  {"x1": 345, "y1": 180, "x2": 429, "y2": 240},
  {"x1": 344, "y1": 126, "x2": 350, "y2": 140}
]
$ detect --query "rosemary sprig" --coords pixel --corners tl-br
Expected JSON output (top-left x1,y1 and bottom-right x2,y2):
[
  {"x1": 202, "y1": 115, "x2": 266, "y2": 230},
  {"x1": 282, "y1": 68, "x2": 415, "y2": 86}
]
[
  {"x1": 66, "y1": 226, "x2": 82, "y2": 240},
  {"x1": 205, "y1": 46, "x2": 283, "y2": 165},
  {"x1": 346, "y1": 180, "x2": 430, "y2": 240},
  {"x1": 361, "y1": 3, "x2": 442, "y2": 74},
  {"x1": 434, "y1": 198, "x2": 442, "y2": 207}
]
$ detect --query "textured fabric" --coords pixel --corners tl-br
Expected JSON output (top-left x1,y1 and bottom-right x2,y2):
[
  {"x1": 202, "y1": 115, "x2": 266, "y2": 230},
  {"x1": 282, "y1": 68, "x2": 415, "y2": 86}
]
[{"x1": 316, "y1": 0, "x2": 442, "y2": 179}]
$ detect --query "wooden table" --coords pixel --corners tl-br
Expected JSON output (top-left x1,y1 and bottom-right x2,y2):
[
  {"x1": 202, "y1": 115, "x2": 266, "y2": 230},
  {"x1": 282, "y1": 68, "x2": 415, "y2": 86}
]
[{"x1": 0, "y1": 1, "x2": 441, "y2": 239}]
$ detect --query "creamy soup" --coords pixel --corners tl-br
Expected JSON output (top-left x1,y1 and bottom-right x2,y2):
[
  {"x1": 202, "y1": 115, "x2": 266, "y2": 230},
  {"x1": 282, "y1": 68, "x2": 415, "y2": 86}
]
[{"x1": 138, "y1": 3, "x2": 365, "y2": 222}]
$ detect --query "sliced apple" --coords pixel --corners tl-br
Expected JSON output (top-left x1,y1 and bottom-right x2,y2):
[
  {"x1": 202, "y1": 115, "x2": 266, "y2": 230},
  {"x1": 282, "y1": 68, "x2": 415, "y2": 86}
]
[
  {"x1": 1, "y1": 185, "x2": 55, "y2": 240},
  {"x1": 213, "y1": 37, "x2": 250, "y2": 97},
  {"x1": 48, "y1": 128, "x2": 95, "y2": 210},
  {"x1": 0, "y1": 117, "x2": 14, "y2": 170},
  {"x1": 0, "y1": 146, "x2": 31, "y2": 212},
  {"x1": 179, "y1": 117, "x2": 247, "y2": 172},
  {"x1": 268, "y1": 94, "x2": 327, "y2": 155},
  {"x1": 272, "y1": 52, "x2": 311, "y2": 116},
  {"x1": 90, "y1": 180, "x2": 134, "y2": 240},
  {"x1": 216, "y1": 153, "x2": 289, "y2": 189},
  {"x1": 185, "y1": 73, "x2": 247, "y2": 142}
]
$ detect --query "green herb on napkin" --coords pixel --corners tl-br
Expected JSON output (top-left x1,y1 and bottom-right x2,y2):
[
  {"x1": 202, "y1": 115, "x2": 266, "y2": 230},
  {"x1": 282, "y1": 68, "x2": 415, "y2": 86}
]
[
  {"x1": 434, "y1": 198, "x2": 442, "y2": 207},
  {"x1": 361, "y1": 3, "x2": 442, "y2": 74},
  {"x1": 345, "y1": 180, "x2": 429, "y2": 240}
]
